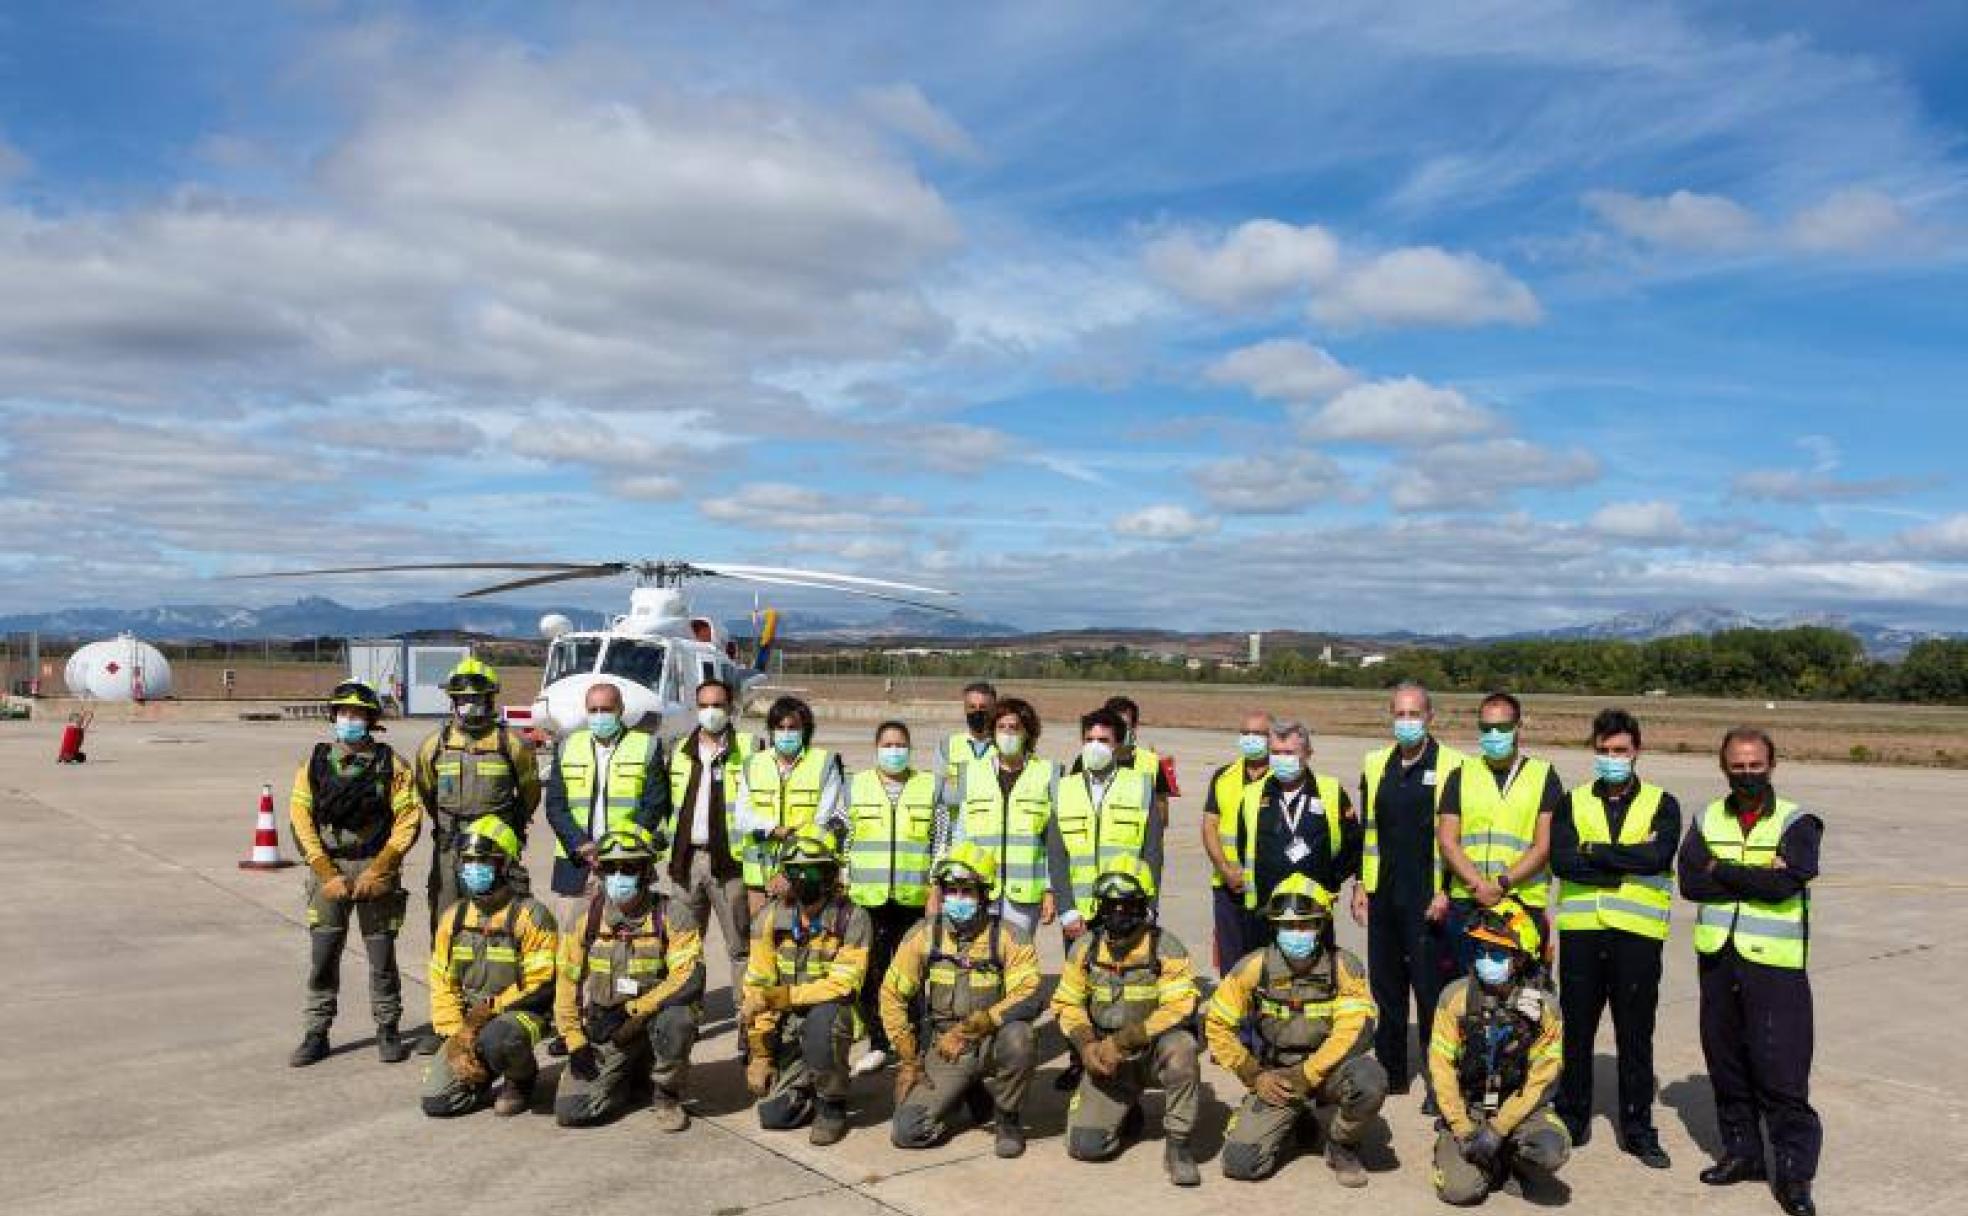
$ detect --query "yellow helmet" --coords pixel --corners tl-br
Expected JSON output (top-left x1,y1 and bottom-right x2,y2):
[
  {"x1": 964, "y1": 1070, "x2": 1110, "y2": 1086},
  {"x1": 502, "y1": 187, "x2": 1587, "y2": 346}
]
[
  {"x1": 932, "y1": 842, "x2": 998, "y2": 892},
  {"x1": 1091, "y1": 856, "x2": 1158, "y2": 903},
  {"x1": 1263, "y1": 873, "x2": 1335, "y2": 924},
  {"x1": 777, "y1": 823, "x2": 842, "y2": 870},
  {"x1": 326, "y1": 679, "x2": 383, "y2": 716},
  {"x1": 459, "y1": 814, "x2": 521, "y2": 862},
  {"x1": 1467, "y1": 897, "x2": 1541, "y2": 958},
  {"x1": 442, "y1": 656, "x2": 500, "y2": 696},
  {"x1": 595, "y1": 826, "x2": 662, "y2": 864}
]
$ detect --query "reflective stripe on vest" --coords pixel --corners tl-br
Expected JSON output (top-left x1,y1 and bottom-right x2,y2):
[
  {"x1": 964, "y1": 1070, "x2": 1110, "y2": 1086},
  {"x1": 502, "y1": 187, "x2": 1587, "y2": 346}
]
[
  {"x1": 740, "y1": 747, "x2": 832, "y2": 887},
  {"x1": 1057, "y1": 769, "x2": 1152, "y2": 917},
  {"x1": 669, "y1": 732, "x2": 754, "y2": 861},
  {"x1": 1692, "y1": 798, "x2": 1809, "y2": 969},
  {"x1": 846, "y1": 769, "x2": 938, "y2": 908},
  {"x1": 1555, "y1": 784, "x2": 1672, "y2": 940},
  {"x1": 429, "y1": 726, "x2": 521, "y2": 826},
  {"x1": 1449, "y1": 755, "x2": 1552, "y2": 908},
  {"x1": 959, "y1": 758, "x2": 1056, "y2": 904},
  {"x1": 1232, "y1": 773, "x2": 1344, "y2": 911},
  {"x1": 555, "y1": 730, "x2": 657, "y2": 859},
  {"x1": 1360, "y1": 742, "x2": 1465, "y2": 894}
]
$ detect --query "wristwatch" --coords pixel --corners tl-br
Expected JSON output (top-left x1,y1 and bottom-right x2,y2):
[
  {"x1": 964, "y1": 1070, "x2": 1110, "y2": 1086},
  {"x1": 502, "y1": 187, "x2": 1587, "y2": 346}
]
[{"x1": 1497, "y1": 873, "x2": 1514, "y2": 893}]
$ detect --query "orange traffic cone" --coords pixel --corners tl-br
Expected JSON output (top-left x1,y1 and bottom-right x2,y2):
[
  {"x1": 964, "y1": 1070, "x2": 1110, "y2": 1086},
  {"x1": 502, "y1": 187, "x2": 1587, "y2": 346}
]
[{"x1": 238, "y1": 783, "x2": 295, "y2": 871}]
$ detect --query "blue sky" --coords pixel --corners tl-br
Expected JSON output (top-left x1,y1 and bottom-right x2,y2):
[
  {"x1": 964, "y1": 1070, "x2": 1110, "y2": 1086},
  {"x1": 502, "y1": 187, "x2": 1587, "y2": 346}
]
[{"x1": 1, "y1": 0, "x2": 1965, "y2": 634}]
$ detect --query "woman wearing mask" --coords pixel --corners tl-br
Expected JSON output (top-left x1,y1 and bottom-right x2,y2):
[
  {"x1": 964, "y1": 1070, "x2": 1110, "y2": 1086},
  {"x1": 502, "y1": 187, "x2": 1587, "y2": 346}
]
[
  {"x1": 947, "y1": 697, "x2": 1059, "y2": 934},
  {"x1": 736, "y1": 695, "x2": 848, "y2": 916},
  {"x1": 845, "y1": 721, "x2": 941, "y2": 1076}
]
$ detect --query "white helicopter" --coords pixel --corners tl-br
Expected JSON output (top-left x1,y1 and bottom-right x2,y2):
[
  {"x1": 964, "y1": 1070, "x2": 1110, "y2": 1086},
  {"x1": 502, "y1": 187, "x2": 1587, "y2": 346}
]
[{"x1": 235, "y1": 558, "x2": 956, "y2": 735}]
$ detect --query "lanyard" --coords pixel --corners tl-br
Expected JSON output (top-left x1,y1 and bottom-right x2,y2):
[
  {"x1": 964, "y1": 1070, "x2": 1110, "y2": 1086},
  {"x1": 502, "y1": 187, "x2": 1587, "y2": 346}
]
[{"x1": 1280, "y1": 785, "x2": 1311, "y2": 836}]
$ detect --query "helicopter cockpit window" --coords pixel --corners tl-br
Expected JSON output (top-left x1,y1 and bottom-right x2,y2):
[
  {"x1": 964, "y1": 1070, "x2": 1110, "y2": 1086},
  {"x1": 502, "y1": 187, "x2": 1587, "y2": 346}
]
[
  {"x1": 600, "y1": 639, "x2": 667, "y2": 688},
  {"x1": 545, "y1": 638, "x2": 602, "y2": 686}
]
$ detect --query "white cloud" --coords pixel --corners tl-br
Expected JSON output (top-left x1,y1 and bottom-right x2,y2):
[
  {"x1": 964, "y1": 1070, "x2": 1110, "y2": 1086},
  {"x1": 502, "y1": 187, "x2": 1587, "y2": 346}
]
[
  {"x1": 1192, "y1": 450, "x2": 1350, "y2": 515},
  {"x1": 1388, "y1": 438, "x2": 1600, "y2": 511},
  {"x1": 1204, "y1": 339, "x2": 1356, "y2": 402},
  {"x1": 1583, "y1": 189, "x2": 1760, "y2": 252},
  {"x1": 1144, "y1": 220, "x2": 1340, "y2": 311},
  {"x1": 1730, "y1": 468, "x2": 1921, "y2": 503},
  {"x1": 1312, "y1": 246, "x2": 1542, "y2": 328},
  {"x1": 1788, "y1": 187, "x2": 1910, "y2": 254},
  {"x1": 1587, "y1": 499, "x2": 1693, "y2": 545},
  {"x1": 1295, "y1": 376, "x2": 1500, "y2": 446},
  {"x1": 0, "y1": 54, "x2": 961, "y2": 413},
  {"x1": 508, "y1": 409, "x2": 734, "y2": 473},
  {"x1": 1112, "y1": 504, "x2": 1220, "y2": 541},
  {"x1": 857, "y1": 83, "x2": 981, "y2": 161},
  {"x1": 1897, "y1": 514, "x2": 1968, "y2": 561},
  {"x1": 606, "y1": 474, "x2": 685, "y2": 502},
  {"x1": 700, "y1": 481, "x2": 919, "y2": 533}
]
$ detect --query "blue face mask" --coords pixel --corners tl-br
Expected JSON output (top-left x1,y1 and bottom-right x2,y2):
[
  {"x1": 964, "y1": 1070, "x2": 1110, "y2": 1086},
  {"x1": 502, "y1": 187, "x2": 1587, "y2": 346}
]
[
  {"x1": 587, "y1": 711, "x2": 622, "y2": 740},
  {"x1": 1393, "y1": 718, "x2": 1428, "y2": 747},
  {"x1": 1594, "y1": 754, "x2": 1634, "y2": 785},
  {"x1": 773, "y1": 729, "x2": 804, "y2": 758},
  {"x1": 877, "y1": 745, "x2": 911, "y2": 775},
  {"x1": 459, "y1": 861, "x2": 497, "y2": 897},
  {"x1": 1479, "y1": 727, "x2": 1516, "y2": 760},
  {"x1": 942, "y1": 894, "x2": 980, "y2": 925},
  {"x1": 603, "y1": 872, "x2": 643, "y2": 905},
  {"x1": 1237, "y1": 732, "x2": 1268, "y2": 760},
  {"x1": 333, "y1": 717, "x2": 369, "y2": 745},
  {"x1": 1269, "y1": 753, "x2": 1303, "y2": 783},
  {"x1": 1274, "y1": 928, "x2": 1319, "y2": 960},
  {"x1": 1473, "y1": 954, "x2": 1514, "y2": 987}
]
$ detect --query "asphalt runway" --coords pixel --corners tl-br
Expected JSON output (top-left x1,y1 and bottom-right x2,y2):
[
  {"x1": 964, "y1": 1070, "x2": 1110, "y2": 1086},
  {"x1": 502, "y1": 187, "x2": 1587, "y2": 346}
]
[{"x1": 3, "y1": 714, "x2": 1961, "y2": 1215}]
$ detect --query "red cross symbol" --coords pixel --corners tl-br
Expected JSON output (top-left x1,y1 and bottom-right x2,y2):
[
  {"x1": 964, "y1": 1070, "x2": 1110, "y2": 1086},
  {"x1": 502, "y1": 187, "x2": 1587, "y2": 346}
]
[{"x1": 105, "y1": 661, "x2": 121, "y2": 674}]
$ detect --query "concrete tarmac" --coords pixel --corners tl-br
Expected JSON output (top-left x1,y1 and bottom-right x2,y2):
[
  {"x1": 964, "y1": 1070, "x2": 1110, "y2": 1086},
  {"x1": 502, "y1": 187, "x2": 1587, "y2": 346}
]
[{"x1": 3, "y1": 714, "x2": 1963, "y2": 1215}]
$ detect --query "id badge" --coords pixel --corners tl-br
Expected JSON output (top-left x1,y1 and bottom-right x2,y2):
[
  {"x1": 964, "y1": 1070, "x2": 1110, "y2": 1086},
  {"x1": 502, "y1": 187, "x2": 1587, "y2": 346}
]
[
  {"x1": 1284, "y1": 838, "x2": 1312, "y2": 864},
  {"x1": 615, "y1": 976, "x2": 640, "y2": 996},
  {"x1": 1483, "y1": 1083, "x2": 1501, "y2": 1113},
  {"x1": 1423, "y1": 769, "x2": 1438, "y2": 786}
]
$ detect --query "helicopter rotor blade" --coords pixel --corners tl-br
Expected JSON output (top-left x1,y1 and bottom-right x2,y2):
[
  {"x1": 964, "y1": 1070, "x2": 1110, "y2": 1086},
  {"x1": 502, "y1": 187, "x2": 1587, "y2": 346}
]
[
  {"x1": 702, "y1": 570, "x2": 958, "y2": 614},
  {"x1": 225, "y1": 561, "x2": 602, "y2": 580},
  {"x1": 697, "y1": 562, "x2": 956, "y2": 598},
  {"x1": 457, "y1": 566, "x2": 629, "y2": 599}
]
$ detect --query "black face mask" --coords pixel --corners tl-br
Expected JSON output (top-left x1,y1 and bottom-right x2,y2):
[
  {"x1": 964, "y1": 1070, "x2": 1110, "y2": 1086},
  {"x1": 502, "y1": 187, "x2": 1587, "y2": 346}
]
[
  {"x1": 965, "y1": 708, "x2": 992, "y2": 734},
  {"x1": 455, "y1": 701, "x2": 494, "y2": 730},
  {"x1": 1099, "y1": 903, "x2": 1148, "y2": 943},
  {"x1": 1729, "y1": 772, "x2": 1772, "y2": 802},
  {"x1": 791, "y1": 872, "x2": 833, "y2": 904}
]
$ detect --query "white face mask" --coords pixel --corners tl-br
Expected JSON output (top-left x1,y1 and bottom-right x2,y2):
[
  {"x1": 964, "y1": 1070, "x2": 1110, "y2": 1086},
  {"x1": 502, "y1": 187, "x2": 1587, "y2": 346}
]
[
  {"x1": 994, "y1": 731, "x2": 1025, "y2": 758},
  {"x1": 1081, "y1": 740, "x2": 1115, "y2": 772},
  {"x1": 696, "y1": 705, "x2": 730, "y2": 735}
]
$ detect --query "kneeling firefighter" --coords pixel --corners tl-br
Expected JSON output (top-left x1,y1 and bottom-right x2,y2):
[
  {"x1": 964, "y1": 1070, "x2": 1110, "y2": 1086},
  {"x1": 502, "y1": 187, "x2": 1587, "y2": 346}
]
[
  {"x1": 883, "y1": 843, "x2": 1043, "y2": 1157},
  {"x1": 741, "y1": 825, "x2": 871, "y2": 1146},
  {"x1": 1427, "y1": 899, "x2": 1570, "y2": 1205},
  {"x1": 554, "y1": 826, "x2": 704, "y2": 1131},
  {"x1": 1051, "y1": 857, "x2": 1204, "y2": 1187},
  {"x1": 420, "y1": 816, "x2": 559, "y2": 1118},
  {"x1": 1207, "y1": 874, "x2": 1387, "y2": 1187}
]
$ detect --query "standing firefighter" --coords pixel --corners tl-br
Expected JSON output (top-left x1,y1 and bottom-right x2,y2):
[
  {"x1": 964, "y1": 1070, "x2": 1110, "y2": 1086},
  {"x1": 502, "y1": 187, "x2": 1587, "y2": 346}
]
[
  {"x1": 413, "y1": 657, "x2": 541, "y2": 1054},
  {"x1": 741, "y1": 826, "x2": 871, "y2": 1146},
  {"x1": 554, "y1": 827, "x2": 704, "y2": 1131},
  {"x1": 847, "y1": 720, "x2": 941, "y2": 1077},
  {"x1": 883, "y1": 843, "x2": 1042, "y2": 1158},
  {"x1": 1207, "y1": 875, "x2": 1386, "y2": 1188},
  {"x1": 1426, "y1": 900, "x2": 1570, "y2": 1206},
  {"x1": 419, "y1": 816, "x2": 559, "y2": 1118},
  {"x1": 1053, "y1": 857, "x2": 1204, "y2": 1187},
  {"x1": 287, "y1": 680, "x2": 421, "y2": 1067}
]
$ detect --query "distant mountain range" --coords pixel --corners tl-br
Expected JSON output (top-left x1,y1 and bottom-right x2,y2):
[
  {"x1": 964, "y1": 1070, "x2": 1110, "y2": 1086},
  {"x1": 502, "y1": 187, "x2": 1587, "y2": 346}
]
[{"x1": 0, "y1": 597, "x2": 1952, "y2": 658}]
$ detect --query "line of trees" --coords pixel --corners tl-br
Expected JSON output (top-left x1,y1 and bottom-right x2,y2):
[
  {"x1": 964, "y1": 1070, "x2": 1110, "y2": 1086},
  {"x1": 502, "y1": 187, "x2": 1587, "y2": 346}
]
[{"x1": 785, "y1": 628, "x2": 1968, "y2": 704}]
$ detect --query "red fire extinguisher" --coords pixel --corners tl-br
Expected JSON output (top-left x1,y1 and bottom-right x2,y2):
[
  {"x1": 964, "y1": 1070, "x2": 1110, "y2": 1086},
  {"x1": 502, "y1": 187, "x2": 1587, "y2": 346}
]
[{"x1": 56, "y1": 710, "x2": 91, "y2": 764}]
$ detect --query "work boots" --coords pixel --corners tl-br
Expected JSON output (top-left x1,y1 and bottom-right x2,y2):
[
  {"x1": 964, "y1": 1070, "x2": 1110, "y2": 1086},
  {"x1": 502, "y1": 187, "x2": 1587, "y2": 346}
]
[
  {"x1": 1326, "y1": 1140, "x2": 1368, "y2": 1188},
  {"x1": 1164, "y1": 1138, "x2": 1200, "y2": 1187},
  {"x1": 810, "y1": 1098, "x2": 849, "y2": 1146},
  {"x1": 375, "y1": 1024, "x2": 409, "y2": 1064},
  {"x1": 288, "y1": 1030, "x2": 330, "y2": 1068},
  {"x1": 494, "y1": 1078, "x2": 534, "y2": 1117},
  {"x1": 648, "y1": 1090, "x2": 690, "y2": 1133},
  {"x1": 415, "y1": 1028, "x2": 443, "y2": 1056},
  {"x1": 994, "y1": 1110, "x2": 1026, "y2": 1159},
  {"x1": 1700, "y1": 1157, "x2": 1769, "y2": 1186},
  {"x1": 1776, "y1": 1181, "x2": 1816, "y2": 1216}
]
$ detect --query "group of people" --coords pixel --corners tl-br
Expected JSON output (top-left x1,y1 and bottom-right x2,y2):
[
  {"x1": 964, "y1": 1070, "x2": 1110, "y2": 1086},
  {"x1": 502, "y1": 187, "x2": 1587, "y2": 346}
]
[{"x1": 284, "y1": 667, "x2": 1823, "y2": 1213}]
